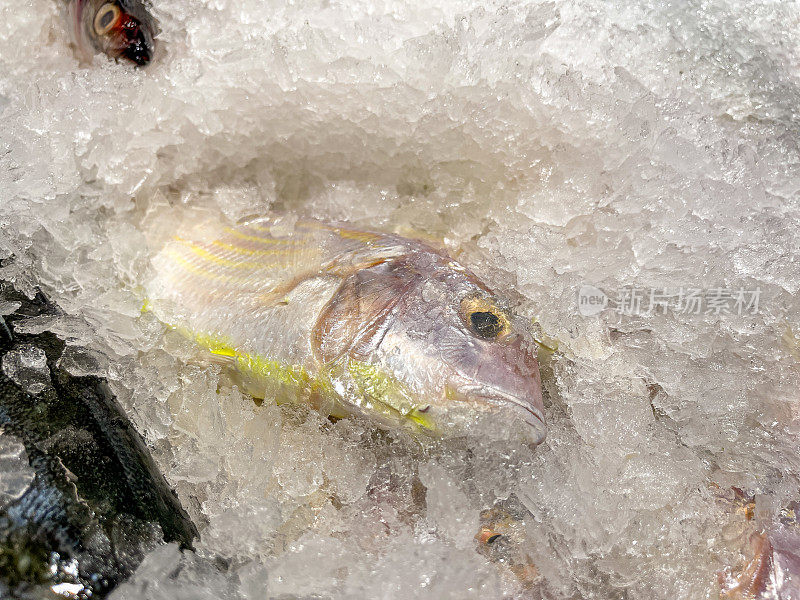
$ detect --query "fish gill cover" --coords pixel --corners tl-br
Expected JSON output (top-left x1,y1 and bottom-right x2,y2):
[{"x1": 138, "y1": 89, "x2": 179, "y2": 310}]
[{"x1": 0, "y1": 0, "x2": 800, "y2": 598}]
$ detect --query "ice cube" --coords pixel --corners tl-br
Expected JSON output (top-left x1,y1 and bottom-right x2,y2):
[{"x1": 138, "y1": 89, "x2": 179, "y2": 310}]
[{"x1": 2, "y1": 344, "x2": 51, "y2": 395}]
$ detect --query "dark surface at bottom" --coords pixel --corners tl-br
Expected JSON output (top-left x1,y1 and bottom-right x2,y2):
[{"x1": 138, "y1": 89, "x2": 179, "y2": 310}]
[{"x1": 0, "y1": 280, "x2": 197, "y2": 599}]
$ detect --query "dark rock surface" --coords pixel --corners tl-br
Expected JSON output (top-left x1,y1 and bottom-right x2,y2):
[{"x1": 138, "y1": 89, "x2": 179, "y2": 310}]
[{"x1": 0, "y1": 281, "x2": 197, "y2": 599}]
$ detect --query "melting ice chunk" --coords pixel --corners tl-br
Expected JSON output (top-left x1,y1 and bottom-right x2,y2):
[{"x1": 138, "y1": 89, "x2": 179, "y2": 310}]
[
  {"x1": 0, "y1": 431, "x2": 35, "y2": 509},
  {"x1": 2, "y1": 344, "x2": 52, "y2": 395}
]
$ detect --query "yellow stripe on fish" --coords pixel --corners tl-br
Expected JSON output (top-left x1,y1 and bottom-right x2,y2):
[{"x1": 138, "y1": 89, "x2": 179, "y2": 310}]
[
  {"x1": 209, "y1": 239, "x2": 303, "y2": 257},
  {"x1": 145, "y1": 215, "x2": 547, "y2": 443},
  {"x1": 223, "y1": 227, "x2": 309, "y2": 246},
  {"x1": 163, "y1": 248, "x2": 245, "y2": 284},
  {"x1": 178, "y1": 238, "x2": 282, "y2": 271}
]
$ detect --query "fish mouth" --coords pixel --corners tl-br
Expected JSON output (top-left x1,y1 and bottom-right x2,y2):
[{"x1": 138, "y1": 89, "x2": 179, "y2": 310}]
[
  {"x1": 487, "y1": 389, "x2": 546, "y2": 430},
  {"x1": 451, "y1": 384, "x2": 547, "y2": 444},
  {"x1": 121, "y1": 32, "x2": 153, "y2": 66}
]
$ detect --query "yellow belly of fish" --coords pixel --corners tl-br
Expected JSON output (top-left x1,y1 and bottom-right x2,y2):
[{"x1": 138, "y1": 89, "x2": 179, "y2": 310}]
[{"x1": 171, "y1": 325, "x2": 434, "y2": 431}]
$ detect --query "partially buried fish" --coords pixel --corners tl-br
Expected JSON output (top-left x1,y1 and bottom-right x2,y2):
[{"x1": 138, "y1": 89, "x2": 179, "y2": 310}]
[
  {"x1": 145, "y1": 216, "x2": 546, "y2": 444},
  {"x1": 66, "y1": 0, "x2": 157, "y2": 66}
]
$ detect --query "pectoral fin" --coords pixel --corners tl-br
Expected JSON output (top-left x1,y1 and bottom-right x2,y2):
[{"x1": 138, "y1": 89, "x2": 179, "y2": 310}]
[{"x1": 312, "y1": 259, "x2": 416, "y2": 364}]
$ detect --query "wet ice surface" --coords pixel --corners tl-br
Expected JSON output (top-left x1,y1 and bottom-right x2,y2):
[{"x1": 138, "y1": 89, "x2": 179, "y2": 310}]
[
  {"x1": 1, "y1": 344, "x2": 52, "y2": 395},
  {"x1": 0, "y1": 433, "x2": 35, "y2": 509},
  {"x1": 1, "y1": 0, "x2": 800, "y2": 597}
]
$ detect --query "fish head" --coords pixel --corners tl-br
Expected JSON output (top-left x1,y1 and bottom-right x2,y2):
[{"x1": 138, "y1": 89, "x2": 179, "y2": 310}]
[
  {"x1": 383, "y1": 265, "x2": 547, "y2": 445},
  {"x1": 314, "y1": 253, "x2": 546, "y2": 445},
  {"x1": 77, "y1": 0, "x2": 156, "y2": 66}
]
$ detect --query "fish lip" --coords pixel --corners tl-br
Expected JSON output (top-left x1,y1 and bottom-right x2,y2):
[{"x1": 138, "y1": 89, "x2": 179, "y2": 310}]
[
  {"x1": 471, "y1": 385, "x2": 545, "y2": 425},
  {"x1": 121, "y1": 33, "x2": 153, "y2": 66},
  {"x1": 491, "y1": 392, "x2": 547, "y2": 437},
  {"x1": 453, "y1": 384, "x2": 547, "y2": 441}
]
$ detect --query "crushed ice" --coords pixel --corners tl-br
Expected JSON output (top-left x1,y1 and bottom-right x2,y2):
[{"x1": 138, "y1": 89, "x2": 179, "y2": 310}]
[
  {"x1": 1, "y1": 0, "x2": 799, "y2": 597},
  {"x1": 2, "y1": 344, "x2": 52, "y2": 396}
]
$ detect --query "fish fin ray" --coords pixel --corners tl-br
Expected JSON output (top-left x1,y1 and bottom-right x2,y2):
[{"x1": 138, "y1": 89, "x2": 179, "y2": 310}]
[{"x1": 313, "y1": 259, "x2": 416, "y2": 364}]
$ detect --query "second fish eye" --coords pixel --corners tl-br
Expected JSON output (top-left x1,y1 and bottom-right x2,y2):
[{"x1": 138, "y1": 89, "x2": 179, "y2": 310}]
[{"x1": 94, "y1": 3, "x2": 120, "y2": 35}]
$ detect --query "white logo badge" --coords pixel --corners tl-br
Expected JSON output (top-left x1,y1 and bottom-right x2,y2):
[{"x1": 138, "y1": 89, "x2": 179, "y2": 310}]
[{"x1": 577, "y1": 285, "x2": 608, "y2": 316}]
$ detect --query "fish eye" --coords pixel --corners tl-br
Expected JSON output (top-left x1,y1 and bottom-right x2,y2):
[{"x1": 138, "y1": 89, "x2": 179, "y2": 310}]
[
  {"x1": 470, "y1": 311, "x2": 502, "y2": 339},
  {"x1": 460, "y1": 296, "x2": 511, "y2": 340},
  {"x1": 94, "y1": 3, "x2": 121, "y2": 35}
]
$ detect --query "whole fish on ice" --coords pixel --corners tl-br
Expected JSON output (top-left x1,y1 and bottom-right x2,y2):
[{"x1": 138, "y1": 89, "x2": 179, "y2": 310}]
[
  {"x1": 66, "y1": 0, "x2": 157, "y2": 66},
  {"x1": 145, "y1": 215, "x2": 546, "y2": 444}
]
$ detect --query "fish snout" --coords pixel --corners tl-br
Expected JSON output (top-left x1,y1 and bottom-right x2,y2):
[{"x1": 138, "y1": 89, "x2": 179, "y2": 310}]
[
  {"x1": 122, "y1": 31, "x2": 152, "y2": 66},
  {"x1": 445, "y1": 382, "x2": 547, "y2": 445},
  {"x1": 480, "y1": 392, "x2": 547, "y2": 445},
  {"x1": 502, "y1": 396, "x2": 547, "y2": 445},
  {"x1": 473, "y1": 355, "x2": 544, "y2": 414}
]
